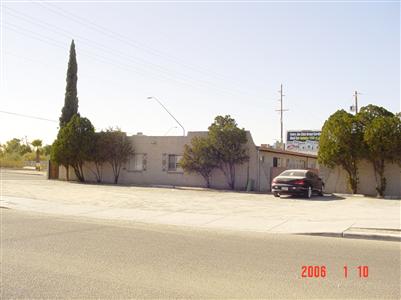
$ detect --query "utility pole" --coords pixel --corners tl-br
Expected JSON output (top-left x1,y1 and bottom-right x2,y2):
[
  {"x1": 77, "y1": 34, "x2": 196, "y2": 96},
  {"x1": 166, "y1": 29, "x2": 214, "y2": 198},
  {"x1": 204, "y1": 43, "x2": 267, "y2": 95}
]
[
  {"x1": 354, "y1": 90, "x2": 359, "y2": 114},
  {"x1": 276, "y1": 84, "x2": 289, "y2": 150},
  {"x1": 350, "y1": 90, "x2": 361, "y2": 114}
]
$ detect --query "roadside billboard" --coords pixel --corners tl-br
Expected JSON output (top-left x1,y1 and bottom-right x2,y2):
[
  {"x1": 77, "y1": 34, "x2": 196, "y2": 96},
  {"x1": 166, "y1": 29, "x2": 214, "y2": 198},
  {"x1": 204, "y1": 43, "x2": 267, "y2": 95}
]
[{"x1": 286, "y1": 130, "x2": 321, "y2": 154}]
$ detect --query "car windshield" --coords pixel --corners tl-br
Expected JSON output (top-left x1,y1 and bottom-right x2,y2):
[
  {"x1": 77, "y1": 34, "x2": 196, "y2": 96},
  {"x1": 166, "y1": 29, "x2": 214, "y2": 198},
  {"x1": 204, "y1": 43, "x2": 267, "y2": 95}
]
[{"x1": 280, "y1": 170, "x2": 306, "y2": 177}]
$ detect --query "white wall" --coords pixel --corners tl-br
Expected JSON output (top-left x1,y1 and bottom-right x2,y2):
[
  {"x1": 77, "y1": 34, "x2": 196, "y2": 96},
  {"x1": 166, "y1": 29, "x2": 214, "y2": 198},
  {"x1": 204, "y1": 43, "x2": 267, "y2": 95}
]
[{"x1": 320, "y1": 160, "x2": 401, "y2": 197}]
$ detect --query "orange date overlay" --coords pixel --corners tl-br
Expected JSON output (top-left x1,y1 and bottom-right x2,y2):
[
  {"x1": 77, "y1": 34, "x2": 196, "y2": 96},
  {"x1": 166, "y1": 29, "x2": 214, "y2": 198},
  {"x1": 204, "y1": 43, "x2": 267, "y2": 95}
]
[{"x1": 301, "y1": 266, "x2": 369, "y2": 278}]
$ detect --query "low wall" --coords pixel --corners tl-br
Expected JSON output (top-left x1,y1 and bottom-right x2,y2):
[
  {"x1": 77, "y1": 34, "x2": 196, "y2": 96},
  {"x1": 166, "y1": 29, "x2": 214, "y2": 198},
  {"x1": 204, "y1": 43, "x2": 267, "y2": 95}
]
[{"x1": 320, "y1": 160, "x2": 401, "y2": 197}]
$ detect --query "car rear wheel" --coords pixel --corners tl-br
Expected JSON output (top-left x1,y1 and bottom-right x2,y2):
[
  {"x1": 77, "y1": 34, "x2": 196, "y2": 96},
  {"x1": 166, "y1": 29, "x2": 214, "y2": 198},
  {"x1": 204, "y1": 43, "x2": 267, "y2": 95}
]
[
  {"x1": 306, "y1": 186, "x2": 312, "y2": 199},
  {"x1": 273, "y1": 192, "x2": 280, "y2": 198}
]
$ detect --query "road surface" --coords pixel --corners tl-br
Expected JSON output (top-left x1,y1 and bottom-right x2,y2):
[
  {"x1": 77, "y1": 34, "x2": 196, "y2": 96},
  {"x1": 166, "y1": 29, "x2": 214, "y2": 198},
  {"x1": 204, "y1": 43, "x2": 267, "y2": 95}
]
[{"x1": 1, "y1": 209, "x2": 400, "y2": 298}]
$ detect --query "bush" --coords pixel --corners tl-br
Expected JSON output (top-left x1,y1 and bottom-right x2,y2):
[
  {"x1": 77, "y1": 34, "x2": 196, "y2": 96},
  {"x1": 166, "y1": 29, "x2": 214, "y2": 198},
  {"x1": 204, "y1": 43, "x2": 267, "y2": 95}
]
[{"x1": 0, "y1": 157, "x2": 24, "y2": 169}]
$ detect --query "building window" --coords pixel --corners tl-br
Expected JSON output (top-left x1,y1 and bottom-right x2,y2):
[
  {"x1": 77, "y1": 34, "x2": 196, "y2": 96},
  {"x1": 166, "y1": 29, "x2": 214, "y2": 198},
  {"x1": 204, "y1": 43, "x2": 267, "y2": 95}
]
[
  {"x1": 273, "y1": 157, "x2": 285, "y2": 167},
  {"x1": 128, "y1": 153, "x2": 144, "y2": 171},
  {"x1": 308, "y1": 161, "x2": 316, "y2": 169},
  {"x1": 168, "y1": 154, "x2": 183, "y2": 172}
]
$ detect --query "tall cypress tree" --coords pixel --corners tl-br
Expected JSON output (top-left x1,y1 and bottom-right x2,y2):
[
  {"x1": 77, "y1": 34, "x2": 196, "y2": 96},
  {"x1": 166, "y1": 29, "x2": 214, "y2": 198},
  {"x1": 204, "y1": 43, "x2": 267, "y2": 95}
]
[{"x1": 59, "y1": 40, "x2": 79, "y2": 127}]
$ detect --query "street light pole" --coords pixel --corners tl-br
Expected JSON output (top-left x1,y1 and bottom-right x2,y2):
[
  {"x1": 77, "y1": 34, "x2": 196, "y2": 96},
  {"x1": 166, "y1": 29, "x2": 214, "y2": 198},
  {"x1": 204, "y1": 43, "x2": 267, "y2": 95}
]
[
  {"x1": 147, "y1": 96, "x2": 186, "y2": 136},
  {"x1": 164, "y1": 126, "x2": 178, "y2": 136}
]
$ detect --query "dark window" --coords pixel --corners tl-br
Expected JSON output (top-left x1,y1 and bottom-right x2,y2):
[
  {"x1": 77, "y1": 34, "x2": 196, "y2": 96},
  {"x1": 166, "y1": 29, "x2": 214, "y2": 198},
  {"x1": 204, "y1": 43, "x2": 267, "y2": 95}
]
[
  {"x1": 168, "y1": 155, "x2": 176, "y2": 171},
  {"x1": 168, "y1": 154, "x2": 183, "y2": 172},
  {"x1": 273, "y1": 157, "x2": 278, "y2": 167}
]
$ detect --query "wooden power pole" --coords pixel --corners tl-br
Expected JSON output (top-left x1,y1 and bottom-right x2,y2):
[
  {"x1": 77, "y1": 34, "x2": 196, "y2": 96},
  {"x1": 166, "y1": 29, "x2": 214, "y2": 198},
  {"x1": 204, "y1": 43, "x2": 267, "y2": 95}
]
[
  {"x1": 354, "y1": 90, "x2": 359, "y2": 114},
  {"x1": 276, "y1": 84, "x2": 288, "y2": 150},
  {"x1": 350, "y1": 90, "x2": 361, "y2": 114}
]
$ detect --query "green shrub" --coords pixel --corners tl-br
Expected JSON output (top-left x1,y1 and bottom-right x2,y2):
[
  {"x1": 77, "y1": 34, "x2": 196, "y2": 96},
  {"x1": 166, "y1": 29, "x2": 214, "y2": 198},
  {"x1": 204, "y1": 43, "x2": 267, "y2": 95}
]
[{"x1": 0, "y1": 157, "x2": 24, "y2": 168}]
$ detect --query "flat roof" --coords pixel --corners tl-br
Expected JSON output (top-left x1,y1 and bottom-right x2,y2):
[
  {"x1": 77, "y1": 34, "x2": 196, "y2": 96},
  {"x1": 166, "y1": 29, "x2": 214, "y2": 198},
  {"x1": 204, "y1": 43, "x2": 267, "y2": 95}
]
[{"x1": 257, "y1": 146, "x2": 318, "y2": 159}]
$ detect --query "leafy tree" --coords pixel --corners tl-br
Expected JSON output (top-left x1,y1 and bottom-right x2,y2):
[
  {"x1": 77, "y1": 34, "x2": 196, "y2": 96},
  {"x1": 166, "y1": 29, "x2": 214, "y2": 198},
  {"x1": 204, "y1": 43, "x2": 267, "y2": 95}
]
[
  {"x1": 31, "y1": 139, "x2": 42, "y2": 163},
  {"x1": 59, "y1": 40, "x2": 79, "y2": 127},
  {"x1": 51, "y1": 137, "x2": 72, "y2": 181},
  {"x1": 31, "y1": 139, "x2": 42, "y2": 148},
  {"x1": 42, "y1": 144, "x2": 52, "y2": 156},
  {"x1": 363, "y1": 116, "x2": 401, "y2": 197},
  {"x1": 318, "y1": 110, "x2": 364, "y2": 194},
  {"x1": 4, "y1": 138, "x2": 21, "y2": 154},
  {"x1": 208, "y1": 115, "x2": 249, "y2": 190},
  {"x1": 4, "y1": 138, "x2": 31, "y2": 155},
  {"x1": 51, "y1": 115, "x2": 95, "y2": 182},
  {"x1": 357, "y1": 105, "x2": 394, "y2": 125},
  {"x1": 103, "y1": 129, "x2": 134, "y2": 184},
  {"x1": 88, "y1": 131, "x2": 109, "y2": 183},
  {"x1": 357, "y1": 105, "x2": 396, "y2": 197},
  {"x1": 181, "y1": 136, "x2": 218, "y2": 188}
]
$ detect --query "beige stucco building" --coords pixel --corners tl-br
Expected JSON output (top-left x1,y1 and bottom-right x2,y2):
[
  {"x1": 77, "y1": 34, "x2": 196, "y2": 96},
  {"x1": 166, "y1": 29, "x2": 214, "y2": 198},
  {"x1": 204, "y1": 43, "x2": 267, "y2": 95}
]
[
  {"x1": 58, "y1": 131, "x2": 318, "y2": 192},
  {"x1": 56, "y1": 131, "x2": 400, "y2": 197}
]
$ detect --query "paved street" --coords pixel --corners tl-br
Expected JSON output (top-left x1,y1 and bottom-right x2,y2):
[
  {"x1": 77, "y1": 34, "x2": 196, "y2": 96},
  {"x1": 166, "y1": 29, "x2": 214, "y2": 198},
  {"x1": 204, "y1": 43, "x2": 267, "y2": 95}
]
[
  {"x1": 1, "y1": 169, "x2": 400, "y2": 237},
  {"x1": 2, "y1": 209, "x2": 400, "y2": 299}
]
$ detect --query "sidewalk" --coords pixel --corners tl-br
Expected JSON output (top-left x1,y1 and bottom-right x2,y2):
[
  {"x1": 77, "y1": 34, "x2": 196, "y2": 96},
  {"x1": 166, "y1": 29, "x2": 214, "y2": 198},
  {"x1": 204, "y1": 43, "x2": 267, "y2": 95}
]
[{"x1": 1, "y1": 194, "x2": 400, "y2": 241}]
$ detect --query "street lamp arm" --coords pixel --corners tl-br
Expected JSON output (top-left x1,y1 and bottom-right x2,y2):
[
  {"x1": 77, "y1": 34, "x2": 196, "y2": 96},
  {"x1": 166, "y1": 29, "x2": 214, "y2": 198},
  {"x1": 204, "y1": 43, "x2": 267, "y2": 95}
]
[{"x1": 148, "y1": 96, "x2": 186, "y2": 136}]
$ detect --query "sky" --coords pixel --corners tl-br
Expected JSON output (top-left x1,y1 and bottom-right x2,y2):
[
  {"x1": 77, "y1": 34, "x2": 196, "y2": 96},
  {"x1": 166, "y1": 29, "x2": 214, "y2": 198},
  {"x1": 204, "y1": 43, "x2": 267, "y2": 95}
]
[{"x1": 0, "y1": 0, "x2": 400, "y2": 146}]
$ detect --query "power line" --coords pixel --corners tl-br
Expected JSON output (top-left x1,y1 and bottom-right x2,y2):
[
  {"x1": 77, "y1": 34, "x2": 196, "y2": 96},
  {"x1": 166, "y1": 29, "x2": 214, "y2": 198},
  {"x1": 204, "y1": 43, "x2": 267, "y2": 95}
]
[
  {"x1": 35, "y1": 2, "x2": 264, "y2": 98},
  {"x1": 38, "y1": 1, "x2": 254, "y2": 89},
  {"x1": 5, "y1": 7, "x2": 194, "y2": 80},
  {"x1": 0, "y1": 110, "x2": 58, "y2": 123},
  {"x1": 4, "y1": 19, "x2": 254, "y2": 99},
  {"x1": 6, "y1": 24, "x2": 257, "y2": 118},
  {"x1": 3, "y1": 24, "x2": 194, "y2": 85}
]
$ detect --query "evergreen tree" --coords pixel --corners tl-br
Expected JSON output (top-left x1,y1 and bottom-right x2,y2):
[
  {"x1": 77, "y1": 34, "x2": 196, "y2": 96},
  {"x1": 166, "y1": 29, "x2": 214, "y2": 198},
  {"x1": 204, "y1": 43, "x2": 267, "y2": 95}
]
[
  {"x1": 59, "y1": 40, "x2": 79, "y2": 127},
  {"x1": 356, "y1": 105, "x2": 395, "y2": 196},
  {"x1": 318, "y1": 110, "x2": 364, "y2": 193},
  {"x1": 51, "y1": 115, "x2": 95, "y2": 182}
]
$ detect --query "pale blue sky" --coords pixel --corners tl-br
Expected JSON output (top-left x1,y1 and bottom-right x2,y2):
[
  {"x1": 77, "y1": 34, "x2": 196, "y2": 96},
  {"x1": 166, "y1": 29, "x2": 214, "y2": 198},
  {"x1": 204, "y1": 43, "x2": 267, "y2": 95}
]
[{"x1": 1, "y1": 1, "x2": 400, "y2": 146}]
